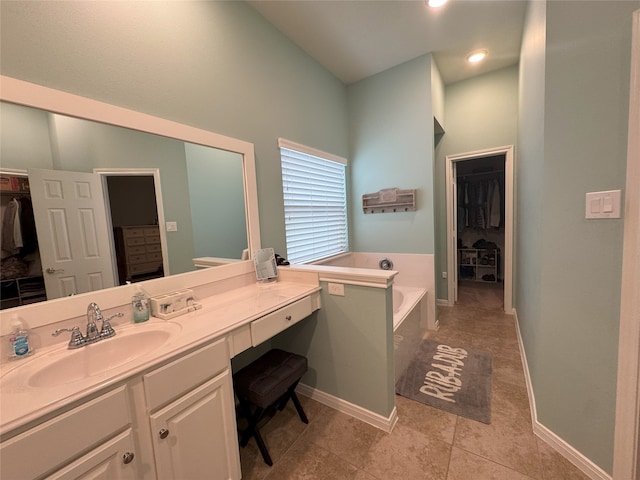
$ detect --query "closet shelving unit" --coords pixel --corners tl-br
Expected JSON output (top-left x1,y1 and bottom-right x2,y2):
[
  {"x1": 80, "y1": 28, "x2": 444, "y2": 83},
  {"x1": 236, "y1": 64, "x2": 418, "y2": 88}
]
[
  {"x1": 0, "y1": 276, "x2": 46, "y2": 309},
  {"x1": 1, "y1": 175, "x2": 47, "y2": 309},
  {"x1": 458, "y1": 248, "x2": 499, "y2": 283}
]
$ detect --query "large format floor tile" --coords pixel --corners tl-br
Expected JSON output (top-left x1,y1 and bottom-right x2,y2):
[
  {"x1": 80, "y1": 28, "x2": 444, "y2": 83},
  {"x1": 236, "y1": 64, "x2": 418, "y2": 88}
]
[{"x1": 238, "y1": 283, "x2": 592, "y2": 480}]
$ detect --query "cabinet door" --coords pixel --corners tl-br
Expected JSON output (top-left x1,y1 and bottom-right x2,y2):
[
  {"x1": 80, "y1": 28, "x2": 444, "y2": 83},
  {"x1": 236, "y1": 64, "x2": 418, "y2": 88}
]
[
  {"x1": 45, "y1": 429, "x2": 138, "y2": 480},
  {"x1": 149, "y1": 371, "x2": 241, "y2": 480}
]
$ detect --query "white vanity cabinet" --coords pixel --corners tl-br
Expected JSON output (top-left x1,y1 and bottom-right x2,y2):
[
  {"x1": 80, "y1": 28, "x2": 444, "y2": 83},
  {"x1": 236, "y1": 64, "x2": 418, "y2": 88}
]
[
  {"x1": 142, "y1": 338, "x2": 241, "y2": 480},
  {"x1": 0, "y1": 281, "x2": 321, "y2": 480},
  {"x1": 0, "y1": 386, "x2": 137, "y2": 480},
  {"x1": 45, "y1": 429, "x2": 137, "y2": 480}
]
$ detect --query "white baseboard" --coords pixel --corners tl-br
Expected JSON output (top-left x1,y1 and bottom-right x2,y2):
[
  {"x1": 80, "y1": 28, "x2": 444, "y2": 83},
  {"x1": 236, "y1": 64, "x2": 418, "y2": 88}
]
[
  {"x1": 514, "y1": 309, "x2": 612, "y2": 480},
  {"x1": 436, "y1": 299, "x2": 449, "y2": 307},
  {"x1": 296, "y1": 383, "x2": 398, "y2": 433}
]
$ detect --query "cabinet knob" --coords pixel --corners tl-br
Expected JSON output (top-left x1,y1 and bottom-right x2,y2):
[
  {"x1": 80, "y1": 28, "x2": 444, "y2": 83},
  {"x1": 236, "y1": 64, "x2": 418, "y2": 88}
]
[
  {"x1": 285, "y1": 315, "x2": 292, "y2": 321},
  {"x1": 159, "y1": 428, "x2": 170, "y2": 439},
  {"x1": 122, "y1": 452, "x2": 135, "y2": 464}
]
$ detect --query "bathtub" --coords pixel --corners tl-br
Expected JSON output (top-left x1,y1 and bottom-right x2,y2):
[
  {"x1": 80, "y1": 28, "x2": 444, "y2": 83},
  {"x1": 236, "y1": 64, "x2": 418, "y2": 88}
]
[
  {"x1": 392, "y1": 285, "x2": 426, "y2": 330},
  {"x1": 315, "y1": 252, "x2": 436, "y2": 331}
]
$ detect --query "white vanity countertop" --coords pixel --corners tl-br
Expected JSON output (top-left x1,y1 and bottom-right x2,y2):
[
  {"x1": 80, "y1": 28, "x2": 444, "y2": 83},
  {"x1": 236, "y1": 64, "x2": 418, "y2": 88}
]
[{"x1": 0, "y1": 280, "x2": 320, "y2": 435}]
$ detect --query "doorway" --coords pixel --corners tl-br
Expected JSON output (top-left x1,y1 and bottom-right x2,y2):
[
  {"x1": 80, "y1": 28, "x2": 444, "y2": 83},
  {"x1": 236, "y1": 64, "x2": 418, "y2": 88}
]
[
  {"x1": 445, "y1": 146, "x2": 514, "y2": 313},
  {"x1": 95, "y1": 168, "x2": 170, "y2": 285}
]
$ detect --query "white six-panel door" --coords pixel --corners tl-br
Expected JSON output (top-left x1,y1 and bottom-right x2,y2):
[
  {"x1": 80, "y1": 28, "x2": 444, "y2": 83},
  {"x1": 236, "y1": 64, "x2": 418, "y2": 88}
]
[{"x1": 28, "y1": 168, "x2": 116, "y2": 299}]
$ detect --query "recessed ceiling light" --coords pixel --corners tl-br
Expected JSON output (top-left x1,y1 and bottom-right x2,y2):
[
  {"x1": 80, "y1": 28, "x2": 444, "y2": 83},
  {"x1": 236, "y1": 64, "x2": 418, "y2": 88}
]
[
  {"x1": 427, "y1": 0, "x2": 448, "y2": 8},
  {"x1": 466, "y1": 49, "x2": 488, "y2": 64}
]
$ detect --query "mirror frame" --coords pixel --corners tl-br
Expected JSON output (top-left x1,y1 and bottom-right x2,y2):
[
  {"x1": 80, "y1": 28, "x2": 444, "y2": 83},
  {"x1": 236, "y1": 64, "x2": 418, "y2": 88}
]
[
  {"x1": 0, "y1": 74, "x2": 261, "y2": 259},
  {"x1": 0, "y1": 75, "x2": 261, "y2": 323}
]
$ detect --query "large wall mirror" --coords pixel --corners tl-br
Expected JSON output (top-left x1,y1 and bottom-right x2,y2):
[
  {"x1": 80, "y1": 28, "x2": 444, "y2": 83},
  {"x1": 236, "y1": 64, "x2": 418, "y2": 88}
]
[{"x1": 0, "y1": 75, "x2": 261, "y2": 310}]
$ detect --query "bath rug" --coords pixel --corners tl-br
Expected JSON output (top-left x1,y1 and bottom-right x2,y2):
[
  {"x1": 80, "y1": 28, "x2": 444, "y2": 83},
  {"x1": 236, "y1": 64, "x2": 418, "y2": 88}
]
[{"x1": 395, "y1": 339, "x2": 492, "y2": 424}]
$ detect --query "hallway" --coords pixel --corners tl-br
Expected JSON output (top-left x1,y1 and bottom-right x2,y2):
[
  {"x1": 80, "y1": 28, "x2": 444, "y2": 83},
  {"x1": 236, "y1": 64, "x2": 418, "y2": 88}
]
[{"x1": 238, "y1": 286, "x2": 590, "y2": 479}]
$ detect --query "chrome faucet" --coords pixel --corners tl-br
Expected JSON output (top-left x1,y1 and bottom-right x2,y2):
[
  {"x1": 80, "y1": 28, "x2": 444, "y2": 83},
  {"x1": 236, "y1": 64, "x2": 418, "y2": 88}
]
[
  {"x1": 52, "y1": 302, "x2": 123, "y2": 349},
  {"x1": 86, "y1": 302, "x2": 102, "y2": 341}
]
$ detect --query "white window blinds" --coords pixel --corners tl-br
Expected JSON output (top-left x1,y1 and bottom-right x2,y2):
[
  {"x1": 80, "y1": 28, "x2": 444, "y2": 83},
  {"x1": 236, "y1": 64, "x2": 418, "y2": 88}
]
[{"x1": 279, "y1": 139, "x2": 348, "y2": 264}]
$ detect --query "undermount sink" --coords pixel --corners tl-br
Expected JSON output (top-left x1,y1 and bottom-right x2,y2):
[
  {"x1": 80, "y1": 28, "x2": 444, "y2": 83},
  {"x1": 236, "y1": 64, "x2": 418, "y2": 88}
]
[{"x1": 2, "y1": 321, "x2": 182, "y2": 389}]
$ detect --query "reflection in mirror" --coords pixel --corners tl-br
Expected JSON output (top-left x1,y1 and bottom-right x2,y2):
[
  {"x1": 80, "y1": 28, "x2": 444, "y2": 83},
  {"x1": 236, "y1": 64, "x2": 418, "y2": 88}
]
[
  {"x1": 253, "y1": 248, "x2": 278, "y2": 282},
  {"x1": 0, "y1": 86, "x2": 257, "y2": 310}
]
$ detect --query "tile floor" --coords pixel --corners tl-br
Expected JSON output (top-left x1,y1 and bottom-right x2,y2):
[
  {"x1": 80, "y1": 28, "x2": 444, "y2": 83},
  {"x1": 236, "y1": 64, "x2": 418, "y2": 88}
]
[{"x1": 238, "y1": 283, "x2": 590, "y2": 480}]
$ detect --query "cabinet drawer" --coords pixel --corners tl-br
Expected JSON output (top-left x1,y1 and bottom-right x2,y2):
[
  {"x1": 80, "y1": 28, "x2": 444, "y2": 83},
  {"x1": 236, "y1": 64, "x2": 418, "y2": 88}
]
[
  {"x1": 146, "y1": 243, "x2": 162, "y2": 253},
  {"x1": 129, "y1": 261, "x2": 160, "y2": 275},
  {"x1": 147, "y1": 252, "x2": 163, "y2": 262},
  {"x1": 128, "y1": 254, "x2": 148, "y2": 264},
  {"x1": 251, "y1": 296, "x2": 313, "y2": 346},
  {"x1": 126, "y1": 236, "x2": 146, "y2": 246},
  {"x1": 143, "y1": 226, "x2": 159, "y2": 236},
  {"x1": 144, "y1": 338, "x2": 229, "y2": 411},
  {"x1": 0, "y1": 386, "x2": 130, "y2": 480},
  {"x1": 145, "y1": 235, "x2": 161, "y2": 244},
  {"x1": 124, "y1": 227, "x2": 145, "y2": 237},
  {"x1": 127, "y1": 245, "x2": 147, "y2": 255}
]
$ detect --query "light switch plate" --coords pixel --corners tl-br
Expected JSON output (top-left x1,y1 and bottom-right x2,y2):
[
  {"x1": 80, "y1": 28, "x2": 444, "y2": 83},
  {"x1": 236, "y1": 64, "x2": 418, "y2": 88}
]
[
  {"x1": 327, "y1": 283, "x2": 345, "y2": 296},
  {"x1": 585, "y1": 190, "x2": 621, "y2": 219},
  {"x1": 166, "y1": 221, "x2": 178, "y2": 232}
]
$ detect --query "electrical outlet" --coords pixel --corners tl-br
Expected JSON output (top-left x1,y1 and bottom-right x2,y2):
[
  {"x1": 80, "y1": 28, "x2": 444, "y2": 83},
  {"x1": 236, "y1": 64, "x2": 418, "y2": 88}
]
[
  {"x1": 327, "y1": 283, "x2": 345, "y2": 296},
  {"x1": 442, "y1": 272, "x2": 447, "y2": 279}
]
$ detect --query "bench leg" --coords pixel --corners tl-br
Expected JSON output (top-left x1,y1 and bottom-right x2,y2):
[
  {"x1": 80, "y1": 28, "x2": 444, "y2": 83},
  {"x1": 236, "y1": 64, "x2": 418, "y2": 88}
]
[
  {"x1": 290, "y1": 391, "x2": 309, "y2": 424},
  {"x1": 237, "y1": 403, "x2": 274, "y2": 466}
]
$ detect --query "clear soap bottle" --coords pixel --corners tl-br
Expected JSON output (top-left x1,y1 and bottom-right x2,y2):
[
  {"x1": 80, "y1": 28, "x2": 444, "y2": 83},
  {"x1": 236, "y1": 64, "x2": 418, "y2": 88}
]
[
  {"x1": 8, "y1": 314, "x2": 33, "y2": 360},
  {"x1": 132, "y1": 285, "x2": 150, "y2": 323}
]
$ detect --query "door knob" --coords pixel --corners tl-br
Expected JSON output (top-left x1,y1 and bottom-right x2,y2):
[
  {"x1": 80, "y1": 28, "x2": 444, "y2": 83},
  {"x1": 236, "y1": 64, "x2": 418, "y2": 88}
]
[{"x1": 45, "y1": 267, "x2": 64, "y2": 274}]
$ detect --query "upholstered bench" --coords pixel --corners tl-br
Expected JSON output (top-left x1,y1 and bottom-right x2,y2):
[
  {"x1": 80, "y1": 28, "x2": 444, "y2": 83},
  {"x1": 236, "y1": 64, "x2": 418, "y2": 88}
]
[{"x1": 233, "y1": 349, "x2": 309, "y2": 466}]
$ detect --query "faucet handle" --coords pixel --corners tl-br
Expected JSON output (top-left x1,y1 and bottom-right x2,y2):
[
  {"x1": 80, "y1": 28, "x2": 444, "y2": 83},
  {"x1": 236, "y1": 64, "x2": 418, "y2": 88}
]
[
  {"x1": 52, "y1": 326, "x2": 85, "y2": 349},
  {"x1": 100, "y1": 312, "x2": 123, "y2": 339}
]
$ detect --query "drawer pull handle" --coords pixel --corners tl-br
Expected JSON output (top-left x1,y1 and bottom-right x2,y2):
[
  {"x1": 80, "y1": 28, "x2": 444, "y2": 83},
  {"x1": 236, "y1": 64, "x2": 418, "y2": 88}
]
[
  {"x1": 159, "y1": 428, "x2": 170, "y2": 439},
  {"x1": 285, "y1": 315, "x2": 292, "y2": 321},
  {"x1": 122, "y1": 452, "x2": 135, "y2": 464}
]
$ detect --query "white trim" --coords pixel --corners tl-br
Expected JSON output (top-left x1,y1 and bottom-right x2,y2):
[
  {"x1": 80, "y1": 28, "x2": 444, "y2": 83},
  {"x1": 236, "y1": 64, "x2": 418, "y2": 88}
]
[
  {"x1": 0, "y1": 75, "x2": 261, "y2": 259},
  {"x1": 285, "y1": 264, "x2": 397, "y2": 288},
  {"x1": 614, "y1": 9, "x2": 640, "y2": 480},
  {"x1": 514, "y1": 310, "x2": 538, "y2": 428},
  {"x1": 436, "y1": 299, "x2": 450, "y2": 307},
  {"x1": 94, "y1": 168, "x2": 170, "y2": 278},
  {"x1": 534, "y1": 422, "x2": 612, "y2": 480},
  {"x1": 515, "y1": 309, "x2": 612, "y2": 480},
  {"x1": 317, "y1": 277, "x2": 391, "y2": 289},
  {"x1": 445, "y1": 145, "x2": 514, "y2": 314},
  {"x1": 0, "y1": 168, "x2": 28, "y2": 177},
  {"x1": 296, "y1": 383, "x2": 398, "y2": 433},
  {"x1": 278, "y1": 137, "x2": 348, "y2": 165}
]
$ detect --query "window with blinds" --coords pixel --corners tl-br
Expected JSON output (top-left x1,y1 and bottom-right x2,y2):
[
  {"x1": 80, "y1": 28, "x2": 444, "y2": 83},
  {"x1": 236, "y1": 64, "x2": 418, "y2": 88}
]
[{"x1": 279, "y1": 138, "x2": 348, "y2": 264}]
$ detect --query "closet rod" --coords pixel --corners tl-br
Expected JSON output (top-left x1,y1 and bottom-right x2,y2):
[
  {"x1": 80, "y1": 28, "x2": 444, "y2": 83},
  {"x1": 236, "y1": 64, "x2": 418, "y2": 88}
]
[
  {"x1": 0, "y1": 191, "x2": 30, "y2": 197},
  {"x1": 458, "y1": 170, "x2": 504, "y2": 179}
]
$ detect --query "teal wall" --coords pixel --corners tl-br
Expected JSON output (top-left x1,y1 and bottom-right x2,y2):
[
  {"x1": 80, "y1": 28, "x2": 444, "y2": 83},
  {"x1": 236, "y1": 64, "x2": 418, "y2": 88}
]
[
  {"x1": 273, "y1": 283, "x2": 395, "y2": 418},
  {"x1": 0, "y1": 0, "x2": 349, "y2": 257},
  {"x1": 347, "y1": 55, "x2": 436, "y2": 254},
  {"x1": 517, "y1": 0, "x2": 636, "y2": 472},
  {"x1": 185, "y1": 144, "x2": 247, "y2": 260},
  {"x1": 433, "y1": 66, "x2": 519, "y2": 300},
  {"x1": 2, "y1": 0, "x2": 638, "y2": 471}
]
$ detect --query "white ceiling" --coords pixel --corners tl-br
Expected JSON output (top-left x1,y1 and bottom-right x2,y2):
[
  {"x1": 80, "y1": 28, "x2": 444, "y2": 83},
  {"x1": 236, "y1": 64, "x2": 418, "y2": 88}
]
[{"x1": 247, "y1": 0, "x2": 528, "y2": 85}]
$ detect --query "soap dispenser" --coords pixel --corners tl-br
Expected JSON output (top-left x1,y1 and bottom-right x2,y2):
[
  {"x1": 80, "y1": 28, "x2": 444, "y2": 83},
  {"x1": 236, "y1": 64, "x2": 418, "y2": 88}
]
[
  {"x1": 132, "y1": 285, "x2": 150, "y2": 323},
  {"x1": 8, "y1": 314, "x2": 33, "y2": 360}
]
